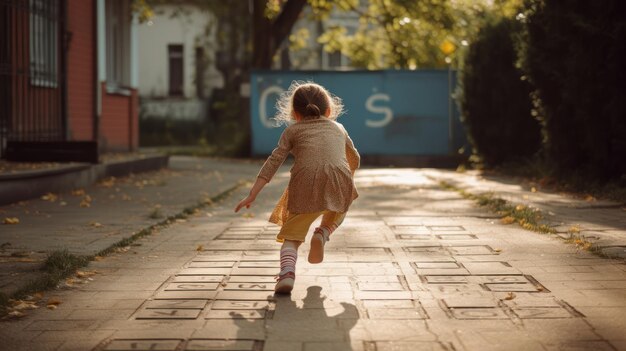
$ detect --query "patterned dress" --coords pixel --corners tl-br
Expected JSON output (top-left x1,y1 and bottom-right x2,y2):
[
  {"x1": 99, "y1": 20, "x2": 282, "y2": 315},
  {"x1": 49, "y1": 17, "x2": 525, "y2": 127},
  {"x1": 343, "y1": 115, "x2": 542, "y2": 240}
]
[{"x1": 256, "y1": 118, "x2": 360, "y2": 226}]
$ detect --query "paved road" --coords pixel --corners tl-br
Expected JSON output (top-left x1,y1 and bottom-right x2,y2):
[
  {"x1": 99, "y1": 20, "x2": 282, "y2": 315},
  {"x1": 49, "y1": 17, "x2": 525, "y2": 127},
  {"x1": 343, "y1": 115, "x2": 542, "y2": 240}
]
[{"x1": 1, "y1": 167, "x2": 624, "y2": 351}]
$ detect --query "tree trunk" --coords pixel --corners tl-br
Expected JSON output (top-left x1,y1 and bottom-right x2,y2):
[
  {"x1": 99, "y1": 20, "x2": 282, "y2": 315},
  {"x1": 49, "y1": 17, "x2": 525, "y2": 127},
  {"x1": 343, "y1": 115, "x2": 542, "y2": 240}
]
[{"x1": 252, "y1": 0, "x2": 307, "y2": 69}]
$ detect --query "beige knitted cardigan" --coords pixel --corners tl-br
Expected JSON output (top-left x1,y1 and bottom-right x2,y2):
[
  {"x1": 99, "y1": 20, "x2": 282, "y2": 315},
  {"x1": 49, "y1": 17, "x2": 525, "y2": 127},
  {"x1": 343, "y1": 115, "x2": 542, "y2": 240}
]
[{"x1": 257, "y1": 118, "x2": 360, "y2": 226}]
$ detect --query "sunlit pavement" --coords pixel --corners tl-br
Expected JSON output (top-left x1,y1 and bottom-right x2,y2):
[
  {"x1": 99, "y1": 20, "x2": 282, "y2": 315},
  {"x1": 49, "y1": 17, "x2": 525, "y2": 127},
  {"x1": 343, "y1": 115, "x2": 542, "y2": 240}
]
[{"x1": 1, "y1": 166, "x2": 625, "y2": 351}]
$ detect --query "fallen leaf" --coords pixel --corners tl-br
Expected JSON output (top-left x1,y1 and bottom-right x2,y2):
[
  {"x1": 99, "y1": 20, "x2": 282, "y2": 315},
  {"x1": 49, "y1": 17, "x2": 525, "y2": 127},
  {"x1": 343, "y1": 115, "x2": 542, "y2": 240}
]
[
  {"x1": 530, "y1": 187, "x2": 537, "y2": 193},
  {"x1": 33, "y1": 292, "x2": 44, "y2": 299},
  {"x1": 71, "y1": 189, "x2": 85, "y2": 196},
  {"x1": 46, "y1": 304, "x2": 57, "y2": 310},
  {"x1": 493, "y1": 248, "x2": 503, "y2": 253},
  {"x1": 90, "y1": 222, "x2": 103, "y2": 228},
  {"x1": 94, "y1": 255, "x2": 104, "y2": 261},
  {"x1": 504, "y1": 292, "x2": 516, "y2": 300},
  {"x1": 500, "y1": 216, "x2": 515, "y2": 225},
  {"x1": 12, "y1": 301, "x2": 39, "y2": 310},
  {"x1": 5, "y1": 310, "x2": 25, "y2": 319},
  {"x1": 47, "y1": 298, "x2": 62, "y2": 306},
  {"x1": 242, "y1": 213, "x2": 255, "y2": 218},
  {"x1": 3, "y1": 217, "x2": 20, "y2": 225},
  {"x1": 76, "y1": 270, "x2": 97, "y2": 278},
  {"x1": 584, "y1": 194, "x2": 596, "y2": 202},
  {"x1": 196, "y1": 245, "x2": 203, "y2": 251},
  {"x1": 41, "y1": 193, "x2": 58, "y2": 202},
  {"x1": 515, "y1": 204, "x2": 526, "y2": 211}
]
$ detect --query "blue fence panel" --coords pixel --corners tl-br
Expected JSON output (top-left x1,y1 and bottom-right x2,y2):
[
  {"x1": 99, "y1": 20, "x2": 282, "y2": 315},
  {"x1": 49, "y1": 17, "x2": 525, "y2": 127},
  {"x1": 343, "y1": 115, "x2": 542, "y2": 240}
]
[{"x1": 250, "y1": 70, "x2": 464, "y2": 156}]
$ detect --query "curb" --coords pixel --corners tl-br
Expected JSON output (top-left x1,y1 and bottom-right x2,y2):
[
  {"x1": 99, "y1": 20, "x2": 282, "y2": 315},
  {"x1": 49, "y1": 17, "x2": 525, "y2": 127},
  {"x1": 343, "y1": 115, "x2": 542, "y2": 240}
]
[{"x1": 0, "y1": 155, "x2": 170, "y2": 206}]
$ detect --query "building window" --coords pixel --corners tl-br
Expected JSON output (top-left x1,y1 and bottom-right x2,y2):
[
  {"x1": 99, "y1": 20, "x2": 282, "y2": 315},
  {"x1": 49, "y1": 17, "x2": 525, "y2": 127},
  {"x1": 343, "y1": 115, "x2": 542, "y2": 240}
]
[
  {"x1": 106, "y1": 0, "x2": 131, "y2": 89},
  {"x1": 168, "y1": 44, "x2": 184, "y2": 97},
  {"x1": 327, "y1": 50, "x2": 342, "y2": 68},
  {"x1": 29, "y1": 0, "x2": 59, "y2": 87}
]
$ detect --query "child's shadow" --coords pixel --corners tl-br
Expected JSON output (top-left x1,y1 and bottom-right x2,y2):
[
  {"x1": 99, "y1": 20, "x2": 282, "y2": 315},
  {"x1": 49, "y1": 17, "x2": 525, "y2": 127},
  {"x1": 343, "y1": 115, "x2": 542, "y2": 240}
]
[{"x1": 230, "y1": 286, "x2": 359, "y2": 349}]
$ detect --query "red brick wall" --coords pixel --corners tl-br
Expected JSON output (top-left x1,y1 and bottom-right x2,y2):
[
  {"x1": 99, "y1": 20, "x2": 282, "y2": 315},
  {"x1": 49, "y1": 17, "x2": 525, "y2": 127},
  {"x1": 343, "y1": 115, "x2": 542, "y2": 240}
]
[
  {"x1": 66, "y1": 0, "x2": 94, "y2": 141},
  {"x1": 100, "y1": 84, "x2": 139, "y2": 151}
]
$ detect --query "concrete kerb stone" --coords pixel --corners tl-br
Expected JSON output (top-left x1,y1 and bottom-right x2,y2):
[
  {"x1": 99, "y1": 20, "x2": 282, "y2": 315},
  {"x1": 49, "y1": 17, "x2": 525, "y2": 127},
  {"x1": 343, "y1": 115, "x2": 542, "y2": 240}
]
[
  {"x1": 0, "y1": 154, "x2": 170, "y2": 206},
  {"x1": 423, "y1": 169, "x2": 626, "y2": 260}
]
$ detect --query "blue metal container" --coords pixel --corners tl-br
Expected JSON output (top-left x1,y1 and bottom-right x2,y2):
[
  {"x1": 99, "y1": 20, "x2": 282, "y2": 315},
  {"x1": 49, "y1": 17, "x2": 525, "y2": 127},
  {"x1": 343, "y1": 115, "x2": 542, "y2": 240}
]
[{"x1": 250, "y1": 70, "x2": 465, "y2": 156}]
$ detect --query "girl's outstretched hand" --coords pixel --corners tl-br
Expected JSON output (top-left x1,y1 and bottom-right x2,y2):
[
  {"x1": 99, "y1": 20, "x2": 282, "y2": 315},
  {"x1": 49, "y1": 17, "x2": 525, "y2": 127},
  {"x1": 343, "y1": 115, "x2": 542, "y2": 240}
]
[{"x1": 234, "y1": 195, "x2": 255, "y2": 213}]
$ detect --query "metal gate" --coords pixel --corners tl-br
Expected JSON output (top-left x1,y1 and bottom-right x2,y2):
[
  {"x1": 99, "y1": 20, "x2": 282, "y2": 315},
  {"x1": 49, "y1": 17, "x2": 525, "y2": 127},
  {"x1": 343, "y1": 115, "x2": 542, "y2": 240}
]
[{"x1": 0, "y1": 0, "x2": 67, "y2": 158}]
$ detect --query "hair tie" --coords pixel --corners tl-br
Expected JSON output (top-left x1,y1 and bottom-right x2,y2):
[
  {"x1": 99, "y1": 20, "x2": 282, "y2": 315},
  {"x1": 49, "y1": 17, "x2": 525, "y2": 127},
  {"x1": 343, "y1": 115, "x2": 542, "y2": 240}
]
[{"x1": 306, "y1": 103, "x2": 321, "y2": 116}]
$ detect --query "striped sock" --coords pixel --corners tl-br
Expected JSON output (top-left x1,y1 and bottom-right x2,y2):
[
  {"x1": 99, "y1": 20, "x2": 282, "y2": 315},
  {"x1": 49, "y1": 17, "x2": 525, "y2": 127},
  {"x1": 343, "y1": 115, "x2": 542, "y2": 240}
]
[{"x1": 279, "y1": 247, "x2": 298, "y2": 276}]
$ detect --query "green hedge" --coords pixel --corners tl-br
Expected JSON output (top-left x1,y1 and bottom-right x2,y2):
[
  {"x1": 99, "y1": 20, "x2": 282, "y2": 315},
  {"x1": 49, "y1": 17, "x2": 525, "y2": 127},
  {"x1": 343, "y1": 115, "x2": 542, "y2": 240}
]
[
  {"x1": 521, "y1": 0, "x2": 626, "y2": 180},
  {"x1": 458, "y1": 17, "x2": 541, "y2": 166}
]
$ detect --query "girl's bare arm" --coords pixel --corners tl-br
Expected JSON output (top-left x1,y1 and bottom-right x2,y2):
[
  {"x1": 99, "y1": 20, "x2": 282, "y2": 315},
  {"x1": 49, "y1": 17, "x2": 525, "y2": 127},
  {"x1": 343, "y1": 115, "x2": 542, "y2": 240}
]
[{"x1": 234, "y1": 177, "x2": 268, "y2": 212}]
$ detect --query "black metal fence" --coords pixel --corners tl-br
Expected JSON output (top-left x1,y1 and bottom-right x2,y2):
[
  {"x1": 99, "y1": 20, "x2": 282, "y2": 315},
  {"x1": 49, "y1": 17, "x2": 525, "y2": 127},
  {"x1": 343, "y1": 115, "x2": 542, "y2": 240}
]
[{"x1": 0, "y1": 0, "x2": 67, "y2": 159}]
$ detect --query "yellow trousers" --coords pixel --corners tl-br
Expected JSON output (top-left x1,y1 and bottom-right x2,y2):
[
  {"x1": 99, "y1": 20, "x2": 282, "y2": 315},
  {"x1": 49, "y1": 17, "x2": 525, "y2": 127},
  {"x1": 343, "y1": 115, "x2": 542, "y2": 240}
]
[{"x1": 276, "y1": 210, "x2": 346, "y2": 242}]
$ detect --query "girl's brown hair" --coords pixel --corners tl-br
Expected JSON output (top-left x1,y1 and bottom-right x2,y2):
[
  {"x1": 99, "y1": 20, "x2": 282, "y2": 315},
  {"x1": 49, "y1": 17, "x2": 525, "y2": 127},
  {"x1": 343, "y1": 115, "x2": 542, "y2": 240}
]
[{"x1": 274, "y1": 81, "x2": 344, "y2": 125}]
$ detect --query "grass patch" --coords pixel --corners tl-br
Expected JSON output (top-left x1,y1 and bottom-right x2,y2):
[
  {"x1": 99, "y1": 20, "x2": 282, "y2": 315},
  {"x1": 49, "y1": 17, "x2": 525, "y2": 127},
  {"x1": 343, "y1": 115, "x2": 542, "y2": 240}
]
[
  {"x1": 6, "y1": 249, "x2": 91, "y2": 308},
  {"x1": 440, "y1": 180, "x2": 555, "y2": 234},
  {"x1": 0, "y1": 183, "x2": 243, "y2": 317}
]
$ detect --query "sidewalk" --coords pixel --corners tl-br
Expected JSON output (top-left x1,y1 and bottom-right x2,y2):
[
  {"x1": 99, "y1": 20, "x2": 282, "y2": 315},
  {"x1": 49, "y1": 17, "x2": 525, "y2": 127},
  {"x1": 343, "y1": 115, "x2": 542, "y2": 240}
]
[
  {"x1": 423, "y1": 169, "x2": 626, "y2": 259},
  {"x1": 0, "y1": 156, "x2": 262, "y2": 298},
  {"x1": 1, "y1": 166, "x2": 624, "y2": 350}
]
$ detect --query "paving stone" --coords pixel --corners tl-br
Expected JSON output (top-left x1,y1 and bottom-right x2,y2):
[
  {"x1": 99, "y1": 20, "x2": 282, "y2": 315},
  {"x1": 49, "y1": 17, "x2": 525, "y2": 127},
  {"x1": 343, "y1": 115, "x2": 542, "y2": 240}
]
[
  {"x1": 443, "y1": 297, "x2": 498, "y2": 308},
  {"x1": 135, "y1": 309, "x2": 201, "y2": 319},
  {"x1": 403, "y1": 246, "x2": 445, "y2": 253},
  {"x1": 554, "y1": 340, "x2": 615, "y2": 350},
  {"x1": 436, "y1": 234, "x2": 477, "y2": 240},
  {"x1": 228, "y1": 275, "x2": 277, "y2": 283},
  {"x1": 473, "y1": 275, "x2": 532, "y2": 284},
  {"x1": 376, "y1": 341, "x2": 448, "y2": 351},
  {"x1": 396, "y1": 234, "x2": 434, "y2": 241},
  {"x1": 104, "y1": 339, "x2": 183, "y2": 351},
  {"x1": 361, "y1": 299, "x2": 416, "y2": 309},
  {"x1": 423, "y1": 276, "x2": 468, "y2": 284},
  {"x1": 211, "y1": 300, "x2": 270, "y2": 310},
  {"x1": 172, "y1": 275, "x2": 225, "y2": 283},
  {"x1": 357, "y1": 282, "x2": 404, "y2": 291},
  {"x1": 217, "y1": 234, "x2": 258, "y2": 240},
  {"x1": 512, "y1": 307, "x2": 574, "y2": 319},
  {"x1": 355, "y1": 291, "x2": 412, "y2": 300},
  {"x1": 414, "y1": 262, "x2": 460, "y2": 269},
  {"x1": 185, "y1": 339, "x2": 257, "y2": 351},
  {"x1": 237, "y1": 261, "x2": 280, "y2": 268},
  {"x1": 231, "y1": 268, "x2": 278, "y2": 276},
  {"x1": 427, "y1": 226, "x2": 465, "y2": 231},
  {"x1": 447, "y1": 245, "x2": 497, "y2": 255},
  {"x1": 216, "y1": 291, "x2": 276, "y2": 301},
  {"x1": 25, "y1": 320, "x2": 99, "y2": 331},
  {"x1": 224, "y1": 282, "x2": 274, "y2": 291},
  {"x1": 178, "y1": 268, "x2": 232, "y2": 276},
  {"x1": 450, "y1": 308, "x2": 509, "y2": 320},
  {"x1": 461, "y1": 262, "x2": 521, "y2": 275},
  {"x1": 205, "y1": 309, "x2": 266, "y2": 319},
  {"x1": 164, "y1": 282, "x2": 219, "y2": 291},
  {"x1": 367, "y1": 308, "x2": 427, "y2": 319},
  {"x1": 188, "y1": 261, "x2": 236, "y2": 268},
  {"x1": 144, "y1": 300, "x2": 208, "y2": 309},
  {"x1": 484, "y1": 283, "x2": 541, "y2": 292},
  {"x1": 154, "y1": 291, "x2": 218, "y2": 300}
]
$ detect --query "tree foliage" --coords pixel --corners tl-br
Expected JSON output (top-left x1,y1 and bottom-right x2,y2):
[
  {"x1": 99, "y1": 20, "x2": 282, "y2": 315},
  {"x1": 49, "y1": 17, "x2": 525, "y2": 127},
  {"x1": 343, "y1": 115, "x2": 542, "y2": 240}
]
[
  {"x1": 458, "y1": 17, "x2": 541, "y2": 166},
  {"x1": 309, "y1": 0, "x2": 524, "y2": 69},
  {"x1": 519, "y1": 0, "x2": 626, "y2": 180}
]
